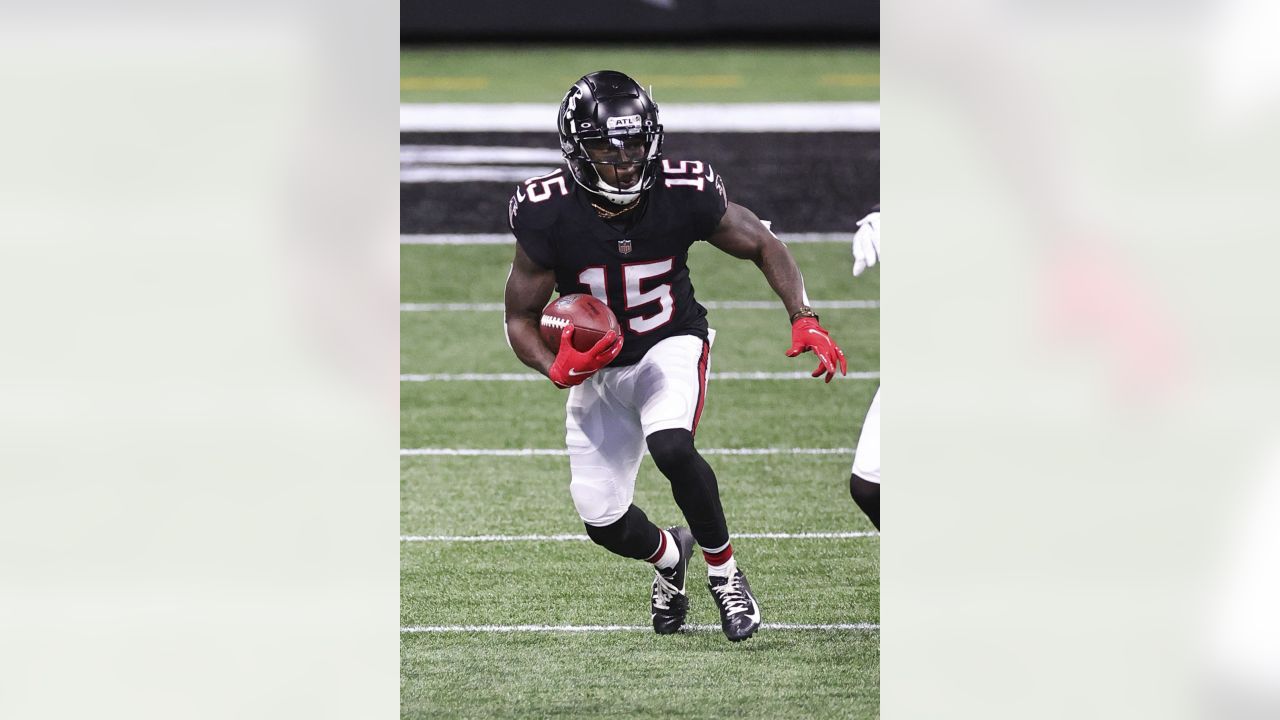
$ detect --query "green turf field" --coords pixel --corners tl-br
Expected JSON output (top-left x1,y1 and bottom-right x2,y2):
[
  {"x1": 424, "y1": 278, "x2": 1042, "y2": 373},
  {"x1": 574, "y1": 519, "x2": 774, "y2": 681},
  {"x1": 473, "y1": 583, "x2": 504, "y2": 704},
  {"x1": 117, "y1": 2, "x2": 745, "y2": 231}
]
[
  {"x1": 401, "y1": 238, "x2": 880, "y2": 718},
  {"x1": 401, "y1": 43, "x2": 879, "y2": 719},
  {"x1": 401, "y1": 45, "x2": 880, "y2": 103}
]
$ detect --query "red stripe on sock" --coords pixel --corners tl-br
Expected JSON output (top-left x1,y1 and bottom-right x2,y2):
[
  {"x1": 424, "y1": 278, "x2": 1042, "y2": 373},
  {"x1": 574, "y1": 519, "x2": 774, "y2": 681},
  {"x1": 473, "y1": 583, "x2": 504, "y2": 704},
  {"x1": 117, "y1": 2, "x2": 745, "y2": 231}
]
[
  {"x1": 702, "y1": 543, "x2": 733, "y2": 566},
  {"x1": 645, "y1": 529, "x2": 668, "y2": 564}
]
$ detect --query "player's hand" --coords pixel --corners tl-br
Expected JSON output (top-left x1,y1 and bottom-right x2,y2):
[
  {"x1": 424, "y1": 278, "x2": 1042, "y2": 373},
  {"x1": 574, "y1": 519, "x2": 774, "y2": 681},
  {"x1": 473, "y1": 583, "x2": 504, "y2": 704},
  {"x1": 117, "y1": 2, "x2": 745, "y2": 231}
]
[
  {"x1": 548, "y1": 324, "x2": 623, "y2": 389},
  {"x1": 785, "y1": 317, "x2": 847, "y2": 383},
  {"x1": 852, "y1": 211, "x2": 880, "y2": 277}
]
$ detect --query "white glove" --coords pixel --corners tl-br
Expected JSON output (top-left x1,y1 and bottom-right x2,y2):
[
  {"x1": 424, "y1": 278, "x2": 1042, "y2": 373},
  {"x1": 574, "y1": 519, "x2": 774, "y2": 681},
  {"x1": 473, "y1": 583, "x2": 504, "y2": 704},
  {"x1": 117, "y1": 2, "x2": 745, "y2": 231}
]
[{"x1": 852, "y1": 211, "x2": 880, "y2": 277}]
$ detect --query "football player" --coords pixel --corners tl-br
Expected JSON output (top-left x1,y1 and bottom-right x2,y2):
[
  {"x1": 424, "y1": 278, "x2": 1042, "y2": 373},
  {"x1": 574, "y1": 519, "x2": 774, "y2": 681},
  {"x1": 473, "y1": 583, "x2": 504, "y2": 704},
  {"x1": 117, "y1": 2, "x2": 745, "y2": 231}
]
[
  {"x1": 503, "y1": 71, "x2": 847, "y2": 642},
  {"x1": 850, "y1": 207, "x2": 880, "y2": 529}
]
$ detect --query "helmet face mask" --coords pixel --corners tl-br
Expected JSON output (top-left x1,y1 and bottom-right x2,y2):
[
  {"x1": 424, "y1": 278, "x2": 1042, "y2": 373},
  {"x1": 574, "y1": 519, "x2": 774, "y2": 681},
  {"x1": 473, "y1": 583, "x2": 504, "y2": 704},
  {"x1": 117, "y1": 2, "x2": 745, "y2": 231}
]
[{"x1": 558, "y1": 71, "x2": 664, "y2": 205}]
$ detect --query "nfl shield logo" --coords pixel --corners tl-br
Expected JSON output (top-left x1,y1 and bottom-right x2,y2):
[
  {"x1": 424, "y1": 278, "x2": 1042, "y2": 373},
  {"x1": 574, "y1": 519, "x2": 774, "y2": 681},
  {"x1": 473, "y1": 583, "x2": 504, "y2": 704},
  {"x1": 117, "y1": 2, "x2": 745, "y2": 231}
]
[{"x1": 617, "y1": 239, "x2": 632, "y2": 255}]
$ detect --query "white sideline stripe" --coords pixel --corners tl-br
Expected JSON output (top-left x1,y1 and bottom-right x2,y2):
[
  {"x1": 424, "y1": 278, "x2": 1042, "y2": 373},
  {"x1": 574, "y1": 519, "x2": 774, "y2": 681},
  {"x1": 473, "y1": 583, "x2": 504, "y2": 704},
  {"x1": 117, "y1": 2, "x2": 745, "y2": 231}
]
[
  {"x1": 402, "y1": 233, "x2": 512, "y2": 245},
  {"x1": 713, "y1": 371, "x2": 878, "y2": 380},
  {"x1": 772, "y1": 233, "x2": 859, "y2": 244},
  {"x1": 704, "y1": 299, "x2": 878, "y2": 310},
  {"x1": 401, "y1": 623, "x2": 878, "y2": 633},
  {"x1": 401, "y1": 145, "x2": 563, "y2": 164},
  {"x1": 400, "y1": 447, "x2": 854, "y2": 457},
  {"x1": 400, "y1": 299, "x2": 878, "y2": 312},
  {"x1": 401, "y1": 165, "x2": 556, "y2": 183},
  {"x1": 401, "y1": 102, "x2": 881, "y2": 132},
  {"x1": 400, "y1": 232, "x2": 854, "y2": 245},
  {"x1": 401, "y1": 531, "x2": 876, "y2": 542},
  {"x1": 401, "y1": 373, "x2": 543, "y2": 382},
  {"x1": 402, "y1": 448, "x2": 568, "y2": 456},
  {"x1": 399, "y1": 371, "x2": 878, "y2": 382},
  {"x1": 402, "y1": 302, "x2": 507, "y2": 311}
]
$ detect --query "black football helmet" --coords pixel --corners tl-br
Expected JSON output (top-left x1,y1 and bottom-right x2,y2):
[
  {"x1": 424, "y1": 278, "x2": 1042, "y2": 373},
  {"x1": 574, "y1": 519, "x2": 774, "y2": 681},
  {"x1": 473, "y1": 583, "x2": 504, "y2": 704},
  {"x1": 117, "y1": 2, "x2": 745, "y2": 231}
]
[{"x1": 557, "y1": 70, "x2": 664, "y2": 205}]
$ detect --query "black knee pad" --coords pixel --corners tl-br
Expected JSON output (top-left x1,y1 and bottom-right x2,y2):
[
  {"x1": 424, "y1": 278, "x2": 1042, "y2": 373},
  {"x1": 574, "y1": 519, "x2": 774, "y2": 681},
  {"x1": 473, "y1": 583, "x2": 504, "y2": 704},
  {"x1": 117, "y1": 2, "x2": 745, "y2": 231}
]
[
  {"x1": 646, "y1": 428, "x2": 698, "y2": 473},
  {"x1": 850, "y1": 473, "x2": 880, "y2": 530}
]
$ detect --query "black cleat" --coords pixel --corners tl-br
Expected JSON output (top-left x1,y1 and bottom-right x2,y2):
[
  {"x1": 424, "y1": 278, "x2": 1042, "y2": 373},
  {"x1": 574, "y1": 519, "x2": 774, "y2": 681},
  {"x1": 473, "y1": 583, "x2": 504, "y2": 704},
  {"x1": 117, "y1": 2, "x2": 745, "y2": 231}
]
[
  {"x1": 708, "y1": 569, "x2": 761, "y2": 642},
  {"x1": 650, "y1": 526, "x2": 696, "y2": 634}
]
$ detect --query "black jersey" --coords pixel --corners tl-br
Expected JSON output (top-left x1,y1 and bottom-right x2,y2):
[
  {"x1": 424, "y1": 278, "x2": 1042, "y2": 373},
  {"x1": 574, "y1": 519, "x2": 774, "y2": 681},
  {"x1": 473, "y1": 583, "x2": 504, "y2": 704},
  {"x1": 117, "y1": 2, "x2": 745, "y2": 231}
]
[{"x1": 509, "y1": 158, "x2": 728, "y2": 367}]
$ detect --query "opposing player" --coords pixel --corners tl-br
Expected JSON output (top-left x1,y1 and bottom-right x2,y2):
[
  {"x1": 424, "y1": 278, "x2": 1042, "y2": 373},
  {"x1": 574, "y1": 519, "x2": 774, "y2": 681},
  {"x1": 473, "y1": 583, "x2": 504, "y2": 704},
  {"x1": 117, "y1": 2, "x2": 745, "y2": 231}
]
[
  {"x1": 850, "y1": 207, "x2": 880, "y2": 529},
  {"x1": 503, "y1": 71, "x2": 847, "y2": 641}
]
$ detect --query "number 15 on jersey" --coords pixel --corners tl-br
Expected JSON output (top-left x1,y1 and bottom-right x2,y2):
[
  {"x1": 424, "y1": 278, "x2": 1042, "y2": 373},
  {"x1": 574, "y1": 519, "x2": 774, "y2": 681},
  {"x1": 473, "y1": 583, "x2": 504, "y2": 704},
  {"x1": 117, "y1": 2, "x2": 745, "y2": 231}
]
[{"x1": 578, "y1": 259, "x2": 675, "y2": 334}]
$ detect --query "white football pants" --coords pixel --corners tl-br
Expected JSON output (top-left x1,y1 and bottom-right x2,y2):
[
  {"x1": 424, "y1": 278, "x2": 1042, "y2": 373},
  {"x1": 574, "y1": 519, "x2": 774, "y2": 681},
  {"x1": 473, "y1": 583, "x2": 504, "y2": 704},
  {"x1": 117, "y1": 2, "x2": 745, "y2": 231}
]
[
  {"x1": 852, "y1": 387, "x2": 881, "y2": 484},
  {"x1": 565, "y1": 332, "x2": 712, "y2": 527}
]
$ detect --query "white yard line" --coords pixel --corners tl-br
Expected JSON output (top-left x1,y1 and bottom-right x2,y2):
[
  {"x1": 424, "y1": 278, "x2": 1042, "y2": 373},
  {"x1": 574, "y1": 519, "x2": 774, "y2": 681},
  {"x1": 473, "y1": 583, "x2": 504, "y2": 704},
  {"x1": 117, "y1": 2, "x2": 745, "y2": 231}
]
[
  {"x1": 399, "y1": 145, "x2": 564, "y2": 183},
  {"x1": 400, "y1": 371, "x2": 878, "y2": 382},
  {"x1": 711, "y1": 371, "x2": 878, "y2": 380},
  {"x1": 401, "y1": 447, "x2": 854, "y2": 457},
  {"x1": 401, "y1": 145, "x2": 564, "y2": 164},
  {"x1": 401, "y1": 373, "x2": 543, "y2": 382},
  {"x1": 401, "y1": 531, "x2": 876, "y2": 542},
  {"x1": 402, "y1": 234, "x2": 513, "y2": 245},
  {"x1": 402, "y1": 448, "x2": 567, "y2": 457},
  {"x1": 400, "y1": 102, "x2": 881, "y2": 132},
  {"x1": 402, "y1": 302, "x2": 507, "y2": 311},
  {"x1": 401, "y1": 166, "x2": 557, "y2": 183},
  {"x1": 400, "y1": 300, "x2": 878, "y2": 312},
  {"x1": 701, "y1": 299, "x2": 877, "y2": 310},
  {"x1": 401, "y1": 232, "x2": 855, "y2": 245},
  {"x1": 401, "y1": 622, "x2": 878, "y2": 633}
]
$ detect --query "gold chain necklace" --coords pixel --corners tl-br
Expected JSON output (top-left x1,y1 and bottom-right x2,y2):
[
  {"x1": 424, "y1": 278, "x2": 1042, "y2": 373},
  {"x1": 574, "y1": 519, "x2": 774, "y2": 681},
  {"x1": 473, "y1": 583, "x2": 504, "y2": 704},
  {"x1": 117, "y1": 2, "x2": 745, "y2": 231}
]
[{"x1": 591, "y1": 201, "x2": 638, "y2": 220}]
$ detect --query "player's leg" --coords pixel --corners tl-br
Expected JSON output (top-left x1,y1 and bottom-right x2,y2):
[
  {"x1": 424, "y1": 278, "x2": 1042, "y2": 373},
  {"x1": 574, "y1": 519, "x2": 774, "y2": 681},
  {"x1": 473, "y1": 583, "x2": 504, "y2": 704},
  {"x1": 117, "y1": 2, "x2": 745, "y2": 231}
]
[
  {"x1": 564, "y1": 372, "x2": 695, "y2": 633},
  {"x1": 636, "y1": 334, "x2": 760, "y2": 641},
  {"x1": 850, "y1": 474, "x2": 879, "y2": 528},
  {"x1": 850, "y1": 387, "x2": 881, "y2": 529},
  {"x1": 566, "y1": 375, "x2": 651, "y2": 556},
  {"x1": 646, "y1": 429, "x2": 729, "y2": 564}
]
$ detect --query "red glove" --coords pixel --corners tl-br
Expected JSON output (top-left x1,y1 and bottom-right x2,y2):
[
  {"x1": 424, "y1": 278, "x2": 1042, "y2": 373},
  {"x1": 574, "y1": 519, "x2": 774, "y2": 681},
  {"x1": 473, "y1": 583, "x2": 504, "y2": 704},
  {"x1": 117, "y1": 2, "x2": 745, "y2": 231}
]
[
  {"x1": 548, "y1": 324, "x2": 624, "y2": 388},
  {"x1": 785, "y1": 317, "x2": 848, "y2": 383}
]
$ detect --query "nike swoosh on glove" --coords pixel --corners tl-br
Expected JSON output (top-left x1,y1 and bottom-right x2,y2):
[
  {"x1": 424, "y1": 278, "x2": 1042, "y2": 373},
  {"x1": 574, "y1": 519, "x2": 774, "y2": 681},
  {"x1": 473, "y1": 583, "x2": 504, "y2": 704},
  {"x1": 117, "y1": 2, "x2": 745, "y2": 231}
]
[
  {"x1": 785, "y1": 317, "x2": 848, "y2": 383},
  {"x1": 548, "y1": 324, "x2": 624, "y2": 389}
]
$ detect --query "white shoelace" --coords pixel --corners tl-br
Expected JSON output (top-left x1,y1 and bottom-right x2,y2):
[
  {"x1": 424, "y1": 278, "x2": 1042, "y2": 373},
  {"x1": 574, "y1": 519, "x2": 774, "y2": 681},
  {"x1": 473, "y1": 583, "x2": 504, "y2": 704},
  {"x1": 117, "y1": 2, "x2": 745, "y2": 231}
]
[
  {"x1": 711, "y1": 575, "x2": 750, "y2": 616},
  {"x1": 652, "y1": 572, "x2": 681, "y2": 611}
]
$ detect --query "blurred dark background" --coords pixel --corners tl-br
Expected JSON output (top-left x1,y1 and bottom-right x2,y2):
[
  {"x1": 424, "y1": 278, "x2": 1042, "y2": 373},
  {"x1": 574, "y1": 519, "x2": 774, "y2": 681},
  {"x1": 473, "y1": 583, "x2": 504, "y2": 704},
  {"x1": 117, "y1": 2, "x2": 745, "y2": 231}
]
[{"x1": 401, "y1": 0, "x2": 879, "y2": 43}]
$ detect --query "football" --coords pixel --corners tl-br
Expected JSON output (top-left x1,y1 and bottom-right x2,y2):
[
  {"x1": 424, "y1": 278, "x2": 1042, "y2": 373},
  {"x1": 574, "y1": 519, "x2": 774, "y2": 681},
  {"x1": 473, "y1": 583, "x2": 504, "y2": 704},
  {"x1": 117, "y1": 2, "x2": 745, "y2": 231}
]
[{"x1": 540, "y1": 294, "x2": 621, "y2": 353}]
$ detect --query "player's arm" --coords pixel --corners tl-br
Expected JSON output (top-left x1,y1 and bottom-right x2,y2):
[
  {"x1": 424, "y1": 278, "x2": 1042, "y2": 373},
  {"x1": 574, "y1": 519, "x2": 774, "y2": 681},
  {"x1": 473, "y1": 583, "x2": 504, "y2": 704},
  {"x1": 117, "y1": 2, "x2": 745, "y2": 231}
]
[
  {"x1": 504, "y1": 244, "x2": 622, "y2": 387},
  {"x1": 706, "y1": 202, "x2": 810, "y2": 318},
  {"x1": 504, "y1": 243, "x2": 558, "y2": 377},
  {"x1": 707, "y1": 202, "x2": 848, "y2": 382}
]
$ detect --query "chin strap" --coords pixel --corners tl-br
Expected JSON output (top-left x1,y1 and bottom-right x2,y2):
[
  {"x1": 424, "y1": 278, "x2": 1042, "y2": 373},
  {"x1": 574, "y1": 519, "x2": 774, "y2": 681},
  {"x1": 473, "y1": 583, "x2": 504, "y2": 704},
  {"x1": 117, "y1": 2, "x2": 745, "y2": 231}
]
[
  {"x1": 592, "y1": 168, "x2": 647, "y2": 205},
  {"x1": 595, "y1": 185, "x2": 643, "y2": 206}
]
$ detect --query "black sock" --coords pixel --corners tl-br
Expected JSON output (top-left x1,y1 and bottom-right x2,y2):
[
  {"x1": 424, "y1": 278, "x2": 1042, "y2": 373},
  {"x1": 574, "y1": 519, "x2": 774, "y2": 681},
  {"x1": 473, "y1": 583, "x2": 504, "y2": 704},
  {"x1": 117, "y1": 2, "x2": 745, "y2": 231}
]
[
  {"x1": 647, "y1": 428, "x2": 730, "y2": 550},
  {"x1": 583, "y1": 504, "x2": 663, "y2": 561},
  {"x1": 850, "y1": 473, "x2": 880, "y2": 529}
]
